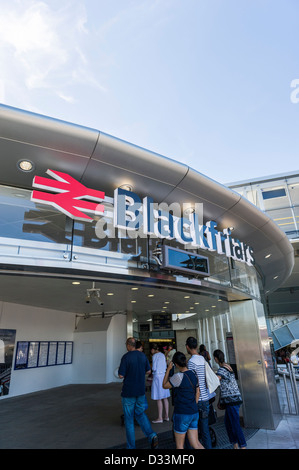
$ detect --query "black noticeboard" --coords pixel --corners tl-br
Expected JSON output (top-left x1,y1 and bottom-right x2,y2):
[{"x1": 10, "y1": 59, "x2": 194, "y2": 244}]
[
  {"x1": 152, "y1": 313, "x2": 172, "y2": 331},
  {"x1": 14, "y1": 341, "x2": 73, "y2": 370}
]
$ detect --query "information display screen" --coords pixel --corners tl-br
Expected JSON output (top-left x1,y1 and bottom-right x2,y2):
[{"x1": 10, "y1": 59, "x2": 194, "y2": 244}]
[{"x1": 162, "y1": 246, "x2": 209, "y2": 277}]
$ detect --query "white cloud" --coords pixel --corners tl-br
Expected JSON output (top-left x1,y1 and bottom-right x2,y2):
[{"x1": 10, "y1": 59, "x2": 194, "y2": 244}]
[{"x1": 0, "y1": 0, "x2": 105, "y2": 108}]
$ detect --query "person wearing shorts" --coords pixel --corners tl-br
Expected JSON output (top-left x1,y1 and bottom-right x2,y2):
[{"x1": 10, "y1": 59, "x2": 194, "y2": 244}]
[{"x1": 163, "y1": 351, "x2": 204, "y2": 450}]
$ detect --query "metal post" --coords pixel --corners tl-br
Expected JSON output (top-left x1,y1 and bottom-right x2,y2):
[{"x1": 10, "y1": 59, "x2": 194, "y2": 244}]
[
  {"x1": 288, "y1": 363, "x2": 299, "y2": 414},
  {"x1": 282, "y1": 371, "x2": 292, "y2": 414},
  {"x1": 290, "y1": 363, "x2": 299, "y2": 413},
  {"x1": 212, "y1": 316, "x2": 218, "y2": 350},
  {"x1": 205, "y1": 317, "x2": 212, "y2": 366}
]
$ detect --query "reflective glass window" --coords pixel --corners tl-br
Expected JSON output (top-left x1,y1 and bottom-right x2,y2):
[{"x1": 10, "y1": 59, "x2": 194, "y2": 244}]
[
  {"x1": 0, "y1": 186, "x2": 71, "y2": 243},
  {"x1": 262, "y1": 188, "x2": 286, "y2": 200}
]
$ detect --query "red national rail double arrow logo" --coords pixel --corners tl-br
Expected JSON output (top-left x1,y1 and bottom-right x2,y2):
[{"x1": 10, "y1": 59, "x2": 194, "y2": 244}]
[{"x1": 31, "y1": 169, "x2": 105, "y2": 222}]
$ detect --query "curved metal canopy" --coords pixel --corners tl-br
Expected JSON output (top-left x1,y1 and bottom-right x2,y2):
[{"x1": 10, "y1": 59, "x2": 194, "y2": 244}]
[{"x1": 0, "y1": 104, "x2": 294, "y2": 292}]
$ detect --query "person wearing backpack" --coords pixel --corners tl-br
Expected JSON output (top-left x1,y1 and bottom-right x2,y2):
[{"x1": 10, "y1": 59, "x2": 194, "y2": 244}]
[{"x1": 163, "y1": 351, "x2": 204, "y2": 450}]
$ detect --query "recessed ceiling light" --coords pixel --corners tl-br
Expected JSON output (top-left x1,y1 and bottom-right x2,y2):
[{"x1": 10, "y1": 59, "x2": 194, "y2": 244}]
[
  {"x1": 131, "y1": 287, "x2": 139, "y2": 290},
  {"x1": 190, "y1": 307, "x2": 194, "y2": 309},
  {"x1": 194, "y1": 302, "x2": 199, "y2": 305},
  {"x1": 107, "y1": 293, "x2": 114, "y2": 296},
  {"x1": 212, "y1": 305, "x2": 216, "y2": 308},
  {"x1": 131, "y1": 300, "x2": 136, "y2": 303},
  {"x1": 184, "y1": 296, "x2": 190, "y2": 299},
  {"x1": 184, "y1": 207, "x2": 195, "y2": 216},
  {"x1": 72, "y1": 281, "x2": 80, "y2": 285},
  {"x1": 119, "y1": 184, "x2": 132, "y2": 192},
  {"x1": 17, "y1": 159, "x2": 34, "y2": 172},
  {"x1": 265, "y1": 254, "x2": 272, "y2": 259},
  {"x1": 273, "y1": 276, "x2": 279, "y2": 280},
  {"x1": 148, "y1": 294, "x2": 154, "y2": 297},
  {"x1": 218, "y1": 299, "x2": 222, "y2": 302},
  {"x1": 164, "y1": 301, "x2": 170, "y2": 304},
  {"x1": 205, "y1": 309, "x2": 210, "y2": 312}
]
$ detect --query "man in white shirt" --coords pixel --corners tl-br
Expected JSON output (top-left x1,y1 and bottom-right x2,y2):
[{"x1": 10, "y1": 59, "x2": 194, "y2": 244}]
[{"x1": 186, "y1": 336, "x2": 212, "y2": 449}]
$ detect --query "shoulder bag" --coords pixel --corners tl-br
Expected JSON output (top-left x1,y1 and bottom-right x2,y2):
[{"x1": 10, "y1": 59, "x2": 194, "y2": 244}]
[{"x1": 205, "y1": 361, "x2": 220, "y2": 393}]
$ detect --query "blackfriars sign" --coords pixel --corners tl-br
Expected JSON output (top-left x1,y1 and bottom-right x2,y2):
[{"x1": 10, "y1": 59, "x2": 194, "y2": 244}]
[{"x1": 31, "y1": 169, "x2": 255, "y2": 267}]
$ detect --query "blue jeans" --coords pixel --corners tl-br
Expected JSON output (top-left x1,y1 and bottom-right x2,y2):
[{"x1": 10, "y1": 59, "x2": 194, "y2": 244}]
[
  {"x1": 173, "y1": 412, "x2": 199, "y2": 434},
  {"x1": 224, "y1": 405, "x2": 247, "y2": 448},
  {"x1": 122, "y1": 395, "x2": 156, "y2": 449},
  {"x1": 197, "y1": 400, "x2": 212, "y2": 449}
]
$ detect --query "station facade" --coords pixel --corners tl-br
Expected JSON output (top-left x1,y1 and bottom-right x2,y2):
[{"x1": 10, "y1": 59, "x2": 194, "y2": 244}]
[
  {"x1": 0, "y1": 104, "x2": 294, "y2": 430},
  {"x1": 228, "y1": 172, "x2": 299, "y2": 354}
]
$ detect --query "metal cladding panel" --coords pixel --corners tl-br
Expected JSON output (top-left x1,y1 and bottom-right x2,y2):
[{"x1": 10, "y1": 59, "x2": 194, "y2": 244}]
[
  {"x1": 224, "y1": 195, "x2": 271, "y2": 229},
  {"x1": 172, "y1": 167, "x2": 242, "y2": 211},
  {"x1": 91, "y1": 132, "x2": 188, "y2": 187},
  {"x1": 0, "y1": 104, "x2": 99, "y2": 155},
  {"x1": 230, "y1": 299, "x2": 282, "y2": 429},
  {"x1": 161, "y1": 186, "x2": 233, "y2": 221},
  {"x1": 0, "y1": 137, "x2": 91, "y2": 190},
  {"x1": 0, "y1": 105, "x2": 100, "y2": 190},
  {"x1": 81, "y1": 159, "x2": 176, "y2": 200}
]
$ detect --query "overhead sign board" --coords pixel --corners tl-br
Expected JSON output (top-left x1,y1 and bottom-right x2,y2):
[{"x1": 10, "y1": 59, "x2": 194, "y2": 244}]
[
  {"x1": 30, "y1": 169, "x2": 255, "y2": 267},
  {"x1": 162, "y1": 245, "x2": 210, "y2": 277}
]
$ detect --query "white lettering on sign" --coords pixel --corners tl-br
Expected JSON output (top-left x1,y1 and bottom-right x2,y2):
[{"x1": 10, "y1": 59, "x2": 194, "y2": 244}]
[{"x1": 31, "y1": 170, "x2": 255, "y2": 266}]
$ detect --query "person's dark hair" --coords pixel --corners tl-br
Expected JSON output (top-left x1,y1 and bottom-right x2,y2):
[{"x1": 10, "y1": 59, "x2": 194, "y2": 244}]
[
  {"x1": 186, "y1": 336, "x2": 198, "y2": 350},
  {"x1": 172, "y1": 351, "x2": 187, "y2": 367},
  {"x1": 151, "y1": 343, "x2": 161, "y2": 352},
  {"x1": 199, "y1": 344, "x2": 206, "y2": 352},
  {"x1": 213, "y1": 349, "x2": 225, "y2": 363},
  {"x1": 135, "y1": 340, "x2": 142, "y2": 349},
  {"x1": 126, "y1": 337, "x2": 136, "y2": 348}
]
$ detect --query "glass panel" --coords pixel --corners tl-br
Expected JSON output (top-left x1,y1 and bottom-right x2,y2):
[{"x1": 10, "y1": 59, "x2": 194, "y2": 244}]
[
  {"x1": 287, "y1": 178, "x2": 299, "y2": 206},
  {"x1": 266, "y1": 207, "x2": 296, "y2": 233},
  {"x1": 261, "y1": 186, "x2": 289, "y2": 210},
  {"x1": 202, "y1": 250, "x2": 231, "y2": 286},
  {"x1": 72, "y1": 197, "x2": 149, "y2": 270},
  {"x1": 292, "y1": 206, "x2": 299, "y2": 231},
  {"x1": 0, "y1": 185, "x2": 71, "y2": 243},
  {"x1": 244, "y1": 188, "x2": 262, "y2": 209},
  {"x1": 230, "y1": 260, "x2": 260, "y2": 299}
]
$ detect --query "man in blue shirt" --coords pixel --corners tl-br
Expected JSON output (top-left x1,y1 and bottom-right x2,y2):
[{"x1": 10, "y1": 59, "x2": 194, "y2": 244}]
[{"x1": 118, "y1": 337, "x2": 158, "y2": 449}]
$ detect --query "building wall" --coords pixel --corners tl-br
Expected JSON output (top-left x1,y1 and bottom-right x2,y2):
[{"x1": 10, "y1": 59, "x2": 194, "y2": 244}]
[
  {"x1": 0, "y1": 301, "x2": 75, "y2": 397},
  {"x1": 0, "y1": 302, "x2": 126, "y2": 398}
]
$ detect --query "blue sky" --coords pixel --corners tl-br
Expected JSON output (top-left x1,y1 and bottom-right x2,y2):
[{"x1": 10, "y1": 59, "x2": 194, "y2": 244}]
[{"x1": 0, "y1": 0, "x2": 299, "y2": 184}]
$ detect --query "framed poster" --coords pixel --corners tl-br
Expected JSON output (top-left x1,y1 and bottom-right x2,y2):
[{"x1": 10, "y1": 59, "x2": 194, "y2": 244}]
[
  {"x1": 1, "y1": 330, "x2": 17, "y2": 395},
  {"x1": 14, "y1": 340, "x2": 73, "y2": 370},
  {"x1": 27, "y1": 342, "x2": 39, "y2": 368},
  {"x1": 56, "y1": 342, "x2": 65, "y2": 365},
  {"x1": 48, "y1": 341, "x2": 57, "y2": 366},
  {"x1": 15, "y1": 341, "x2": 29, "y2": 369},
  {"x1": 38, "y1": 341, "x2": 49, "y2": 367},
  {"x1": 65, "y1": 342, "x2": 73, "y2": 364}
]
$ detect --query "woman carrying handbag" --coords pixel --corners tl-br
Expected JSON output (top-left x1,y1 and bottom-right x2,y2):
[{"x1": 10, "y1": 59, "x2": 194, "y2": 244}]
[{"x1": 213, "y1": 349, "x2": 247, "y2": 449}]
